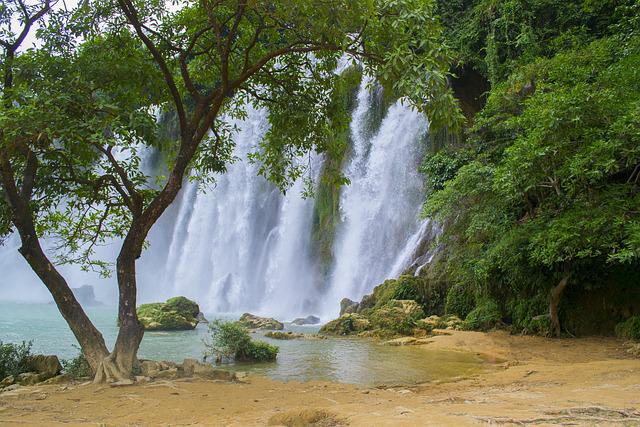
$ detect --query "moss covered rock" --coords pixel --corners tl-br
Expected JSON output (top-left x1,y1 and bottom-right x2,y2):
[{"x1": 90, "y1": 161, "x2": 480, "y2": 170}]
[
  {"x1": 137, "y1": 297, "x2": 201, "y2": 331},
  {"x1": 369, "y1": 300, "x2": 425, "y2": 336},
  {"x1": 319, "y1": 313, "x2": 371, "y2": 335},
  {"x1": 264, "y1": 331, "x2": 304, "y2": 340},
  {"x1": 339, "y1": 298, "x2": 359, "y2": 315},
  {"x1": 369, "y1": 275, "x2": 446, "y2": 315},
  {"x1": 238, "y1": 313, "x2": 284, "y2": 330},
  {"x1": 417, "y1": 315, "x2": 464, "y2": 332},
  {"x1": 164, "y1": 296, "x2": 200, "y2": 317}
]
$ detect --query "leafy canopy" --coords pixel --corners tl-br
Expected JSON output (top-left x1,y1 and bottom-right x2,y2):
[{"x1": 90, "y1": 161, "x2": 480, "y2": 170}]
[
  {"x1": 1, "y1": 0, "x2": 461, "y2": 276},
  {"x1": 424, "y1": 34, "x2": 640, "y2": 295}
]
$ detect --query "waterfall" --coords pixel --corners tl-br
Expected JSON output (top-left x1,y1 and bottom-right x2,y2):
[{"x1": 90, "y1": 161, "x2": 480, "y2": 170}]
[
  {"x1": 320, "y1": 79, "x2": 429, "y2": 316},
  {"x1": 1, "y1": 74, "x2": 434, "y2": 321},
  {"x1": 137, "y1": 107, "x2": 322, "y2": 319}
]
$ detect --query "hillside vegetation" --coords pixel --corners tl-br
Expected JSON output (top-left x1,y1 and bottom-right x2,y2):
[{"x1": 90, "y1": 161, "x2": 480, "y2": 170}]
[{"x1": 418, "y1": 0, "x2": 640, "y2": 336}]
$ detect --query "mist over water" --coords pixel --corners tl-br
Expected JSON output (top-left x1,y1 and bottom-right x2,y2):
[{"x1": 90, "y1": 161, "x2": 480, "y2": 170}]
[{"x1": 0, "y1": 75, "x2": 431, "y2": 320}]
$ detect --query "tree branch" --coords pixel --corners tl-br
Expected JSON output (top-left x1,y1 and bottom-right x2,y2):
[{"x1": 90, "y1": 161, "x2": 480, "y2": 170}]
[{"x1": 116, "y1": 0, "x2": 189, "y2": 141}]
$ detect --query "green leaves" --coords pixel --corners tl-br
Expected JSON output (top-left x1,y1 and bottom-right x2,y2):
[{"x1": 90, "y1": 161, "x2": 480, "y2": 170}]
[
  {"x1": 423, "y1": 32, "x2": 640, "y2": 297},
  {"x1": 3, "y1": 0, "x2": 463, "y2": 277}
]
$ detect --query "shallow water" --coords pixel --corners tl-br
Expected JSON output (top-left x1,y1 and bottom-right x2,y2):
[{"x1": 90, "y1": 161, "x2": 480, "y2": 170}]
[{"x1": 0, "y1": 303, "x2": 484, "y2": 387}]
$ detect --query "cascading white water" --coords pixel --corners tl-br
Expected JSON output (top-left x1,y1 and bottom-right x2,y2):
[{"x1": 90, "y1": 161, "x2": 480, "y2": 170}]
[
  {"x1": 137, "y1": 107, "x2": 322, "y2": 318},
  {"x1": 0, "y1": 74, "x2": 434, "y2": 320},
  {"x1": 320, "y1": 79, "x2": 429, "y2": 317}
]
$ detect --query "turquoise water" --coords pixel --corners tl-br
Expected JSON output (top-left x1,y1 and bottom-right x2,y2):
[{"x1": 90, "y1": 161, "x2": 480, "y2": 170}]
[{"x1": 0, "y1": 303, "x2": 485, "y2": 387}]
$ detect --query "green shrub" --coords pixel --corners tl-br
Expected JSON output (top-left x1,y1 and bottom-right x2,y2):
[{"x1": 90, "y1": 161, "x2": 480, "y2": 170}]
[
  {"x1": 61, "y1": 348, "x2": 93, "y2": 378},
  {"x1": 0, "y1": 341, "x2": 32, "y2": 379},
  {"x1": 244, "y1": 341, "x2": 279, "y2": 362},
  {"x1": 204, "y1": 320, "x2": 279, "y2": 363},
  {"x1": 392, "y1": 276, "x2": 423, "y2": 302},
  {"x1": 528, "y1": 315, "x2": 552, "y2": 337},
  {"x1": 510, "y1": 295, "x2": 550, "y2": 336},
  {"x1": 464, "y1": 299, "x2": 502, "y2": 331},
  {"x1": 444, "y1": 284, "x2": 476, "y2": 319},
  {"x1": 373, "y1": 279, "x2": 403, "y2": 307},
  {"x1": 615, "y1": 316, "x2": 640, "y2": 341}
]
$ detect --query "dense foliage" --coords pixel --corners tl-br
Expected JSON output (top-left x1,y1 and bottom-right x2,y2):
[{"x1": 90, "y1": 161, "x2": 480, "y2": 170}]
[
  {"x1": 204, "y1": 320, "x2": 278, "y2": 363},
  {"x1": 422, "y1": 0, "x2": 640, "y2": 335},
  {"x1": 0, "y1": 341, "x2": 32, "y2": 379},
  {"x1": 444, "y1": 283, "x2": 476, "y2": 319}
]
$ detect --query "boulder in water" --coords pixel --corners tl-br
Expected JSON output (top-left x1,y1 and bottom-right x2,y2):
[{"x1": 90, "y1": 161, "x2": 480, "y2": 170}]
[
  {"x1": 238, "y1": 313, "x2": 284, "y2": 330},
  {"x1": 196, "y1": 312, "x2": 209, "y2": 323},
  {"x1": 291, "y1": 315, "x2": 320, "y2": 325},
  {"x1": 265, "y1": 331, "x2": 303, "y2": 340},
  {"x1": 137, "y1": 296, "x2": 202, "y2": 331}
]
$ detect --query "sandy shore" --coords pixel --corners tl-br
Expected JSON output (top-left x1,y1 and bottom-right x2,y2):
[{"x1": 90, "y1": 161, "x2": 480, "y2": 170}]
[{"x1": 1, "y1": 330, "x2": 639, "y2": 426}]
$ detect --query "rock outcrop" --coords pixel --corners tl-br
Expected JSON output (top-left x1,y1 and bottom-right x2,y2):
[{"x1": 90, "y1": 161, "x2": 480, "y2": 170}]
[
  {"x1": 238, "y1": 313, "x2": 284, "y2": 330},
  {"x1": 264, "y1": 331, "x2": 327, "y2": 340},
  {"x1": 137, "y1": 359, "x2": 237, "y2": 381},
  {"x1": 322, "y1": 275, "x2": 451, "y2": 337},
  {"x1": 291, "y1": 315, "x2": 321, "y2": 325},
  {"x1": 71, "y1": 285, "x2": 102, "y2": 306},
  {"x1": 137, "y1": 296, "x2": 203, "y2": 331},
  {"x1": 340, "y1": 298, "x2": 359, "y2": 315},
  {"x1": 26, "y1": 355, "x2": 63, "y2": 379},
  {"x1": 1, "y1": 354, "x2": 62, "y2": 388},
  {"x1": 320, "y1": 313, "x2": 371, "y2": 335},
  {"x1": 417, "y1": 315, "x2": 464, "y2": 332}
]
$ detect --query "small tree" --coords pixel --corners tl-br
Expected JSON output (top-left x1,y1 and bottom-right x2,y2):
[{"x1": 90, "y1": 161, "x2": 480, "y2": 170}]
[
  {"x1": 204, "y1": 319, "x2": 278, "y2": 363},
  {"x1": 1, "y1": 0, "x2": 462, "y2": 381}
]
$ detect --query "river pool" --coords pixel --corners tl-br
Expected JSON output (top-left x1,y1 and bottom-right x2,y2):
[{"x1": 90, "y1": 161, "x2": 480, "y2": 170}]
[{"x1": 0, "y1": 303, "x2": 485, "y2": 387}]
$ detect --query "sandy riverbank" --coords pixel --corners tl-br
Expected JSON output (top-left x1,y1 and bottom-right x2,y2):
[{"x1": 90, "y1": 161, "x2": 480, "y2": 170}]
[{"x1": 1, "y1": 330, "x2": 639, "y2": 426}]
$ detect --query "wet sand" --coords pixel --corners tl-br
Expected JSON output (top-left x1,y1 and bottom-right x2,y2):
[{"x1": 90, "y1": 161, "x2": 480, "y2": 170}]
[{"x1": 1, "y1": 330, "x2": 639, "y2": 426}]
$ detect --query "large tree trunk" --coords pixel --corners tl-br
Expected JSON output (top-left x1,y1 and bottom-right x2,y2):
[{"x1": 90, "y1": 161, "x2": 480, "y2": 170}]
[
  {"x1": 94, "y1": 235, "x2": 145, "y2": 383},
  {"x1": 549, "y1": 271, "x2": 571, "y2": 337},
  {"x1": 19, "y1": 238, "x2": 110, "y2": 370},
  {"x1": 0, "y1": 155, "x2": 110, "y2": 372}
]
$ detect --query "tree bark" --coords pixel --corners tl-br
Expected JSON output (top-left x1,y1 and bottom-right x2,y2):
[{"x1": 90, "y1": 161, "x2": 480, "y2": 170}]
[
  {"x1": 549, "y1": 271, "x2": 571, "y2": 337},
  {"x1": 0, "y1": 153, "x2": 110, "y2": 372},
  {"x1": 94, "y1": 232, "x2": 145, "y2": 383},
  {"x1": 19, "y1": 239, "x2": 111, "y2": 371}
]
